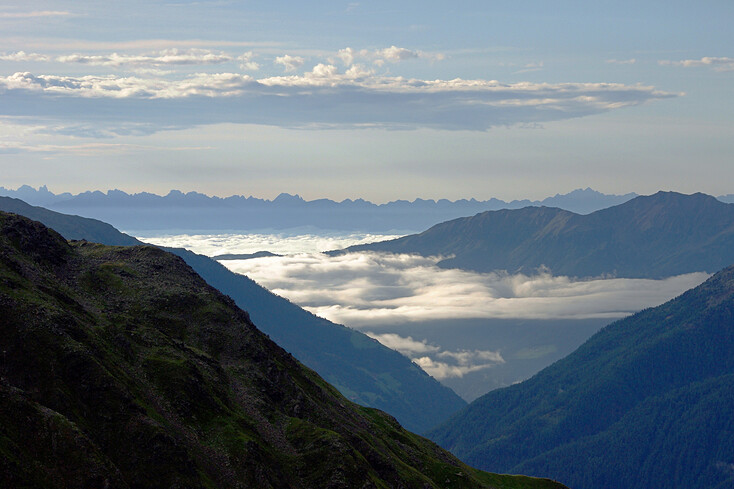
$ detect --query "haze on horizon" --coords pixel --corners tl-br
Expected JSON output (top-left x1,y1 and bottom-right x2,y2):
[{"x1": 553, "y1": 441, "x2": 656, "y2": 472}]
[{"x1": 0, "y1": 1, "x2": 732, "y2": 201}]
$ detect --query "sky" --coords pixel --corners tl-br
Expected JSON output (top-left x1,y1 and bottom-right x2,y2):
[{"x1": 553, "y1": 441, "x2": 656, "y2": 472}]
[{"x1": 1, "y1": 1, "x2": 733, "y2": 201}]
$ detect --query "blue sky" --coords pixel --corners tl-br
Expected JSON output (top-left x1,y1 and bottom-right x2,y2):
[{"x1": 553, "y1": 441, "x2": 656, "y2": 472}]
[{"x1": 1, "y1": 1, "x2": 732, "y2": 201}]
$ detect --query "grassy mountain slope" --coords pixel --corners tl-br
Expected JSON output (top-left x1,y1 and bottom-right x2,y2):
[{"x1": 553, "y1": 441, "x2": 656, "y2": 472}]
[
  {"x1": 345, "y1": 191, "x2": 734, "y2": 278},
  {"x1": 0, "y1": 211, "x2": 566, "y2": 489},
  {"x1": 0, "y1": 195, "x2": 140, "y2": 246},
  {"x1": 0, "y1": 196, "x2": 466, "y2": 433},
  {"x1": 429, "y1": 264, "x2": 734, "y2": 489}
]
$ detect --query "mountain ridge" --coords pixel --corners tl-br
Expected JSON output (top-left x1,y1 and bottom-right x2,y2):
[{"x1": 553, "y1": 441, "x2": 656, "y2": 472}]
[
  {"x1": 428, "y1": 263, "x2": 734, "y2": 488},
  {"x1": 0, "y1": 196, "x2": 465, "y2": 434},
  {"x1": 0, "y1": 185, "x2": 638, "y2": 232},
  {"x1": 0, "y1": 210, "x2": 567, "y2": 488},
  {"x1": 345, "y1": 191, "x2": 734, "y2": 279}
]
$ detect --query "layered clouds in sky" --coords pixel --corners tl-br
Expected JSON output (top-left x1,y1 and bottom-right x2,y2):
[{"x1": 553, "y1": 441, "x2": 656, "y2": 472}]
[
  {"x1": 0, "y1": 62, "x2": 677, "y2": 135},
  {"x1": 1, "y1": 1, "x2": 732, "y2": 200}
]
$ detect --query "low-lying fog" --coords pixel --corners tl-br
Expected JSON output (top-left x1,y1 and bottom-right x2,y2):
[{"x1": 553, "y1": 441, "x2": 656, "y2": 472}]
[{"x1": 137, "y1": 231, "x2": 710, "y2": 401}]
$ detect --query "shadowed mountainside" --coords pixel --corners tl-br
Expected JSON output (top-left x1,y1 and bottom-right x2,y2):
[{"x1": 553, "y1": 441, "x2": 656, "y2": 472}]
[
  {"x1": 0, "y1": 196, "x2": 466, "y2": 433},
  {"x1": 344, "y1": 191, "x2": 734, "y2": 279},
  {"x1": 429, "y1": 264, "x2": 734, "y2": 489},
  {"x1": 0, "y1": 211, "x2": 568, "y2": 489}
]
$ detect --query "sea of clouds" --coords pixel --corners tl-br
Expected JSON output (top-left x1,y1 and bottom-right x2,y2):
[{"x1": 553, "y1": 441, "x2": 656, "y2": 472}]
[{"x1": 137, "y1": 232, "x2": 710, "y2": 385}]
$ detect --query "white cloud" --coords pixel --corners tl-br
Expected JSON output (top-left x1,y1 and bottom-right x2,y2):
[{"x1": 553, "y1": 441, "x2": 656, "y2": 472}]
[
  {"x1": 274, "y1": 54, "x2": 304, "y2": 72},
  {"x1": 413, "y1": 356, "x2": 497, "y2": 380},
  {"x1": 0, "y1": 11, "x2": 72, "y2": 19},
  {"x1": 0, "y1": 51, "x2": 51, "y2": 62},
  {"x1": 0, "y1": 71, "x2": 255, "y2": 98},
  {"x1": 216, "y1": 251, "x2": 710, "y2": 325},
  {"x1": 358, "y1": 330, "x2": 507, "y2": 379},
  {"x1": 364, "y1": 332, "x2": 440, "y2": 355},
  {"x1": 377, "y1": 46, "x2": 420, "y2": 62},
  {"x1": 0, "y1": 67, "x2": 679, "y2": 131},
  {"x1": 606, "y1": 58, "x2": 636, "y2": 65},
  {"x1": 238, "y1": 51, "x2": 259, "y2": 71},
  {"x1": 136, "y1": 231, "x2": 403, "y2": 255},
  {"x1": 336, "y1": 45, "x2": 445, "y2": 67},
  {"x1": 55, "y1": 48, "x2": 234, "y2": 67},
  {"x1": 659, "y1": 56, "x2": 734, "y2": 72}
]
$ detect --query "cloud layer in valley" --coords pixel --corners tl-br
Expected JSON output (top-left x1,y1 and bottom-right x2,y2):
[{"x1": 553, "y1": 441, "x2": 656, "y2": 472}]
[
  {"x1": 136, "y1": 231, "x2": 404, "y2": 256},
  {"x1": 364, "y1": 332, "x2": 506, "y2": 380},
  {"x1": 215, "y1": 250, "x2": 706, "y2": 379},
  {"x1": 221, "y1": 251, "x2": 709, "y2": 325}
]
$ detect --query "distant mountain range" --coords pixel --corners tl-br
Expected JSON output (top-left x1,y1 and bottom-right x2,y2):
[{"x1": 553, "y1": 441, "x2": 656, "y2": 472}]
[
  {"x1": 0, "y1": 185, "x2": 640, "y2": 232},
  {"x1": 346, "y1": 191, "x2": 734, "y2": 278},
  {"x1": 0, "y1": 196, "x2": 465, "y2": 434},
  {"x1": 428, "y1": 263, "x2": 734, "y2": 489},
  {"x1": 0, "y1": 211, "x2": 567, "y2": 489}
]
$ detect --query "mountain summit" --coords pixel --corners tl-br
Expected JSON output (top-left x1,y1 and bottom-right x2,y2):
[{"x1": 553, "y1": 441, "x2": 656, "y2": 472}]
[{"x1": 345, "y1": 191, "x2": 734, "y2": 278}]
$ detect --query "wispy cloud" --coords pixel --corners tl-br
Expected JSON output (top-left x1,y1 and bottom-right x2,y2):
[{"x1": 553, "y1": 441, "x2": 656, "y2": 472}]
[
  {"x1": 0, "y1": 67, "x2": 678, "y2": 132},
  {"x1": 659, "y1": 56, "x2": 734, "y2": 72},
  {"x1": 365, "y1": 332, "x2": 504, "y2": 379},
  {"x1": 0, "y1": 140, "x2": 212, "y2": 155},
  {"x1": 606, "y1": 58, "x2": 636, "y2": 65},
  {"x1": 55, "y1": 48, "x2": 235, "y2": 67},
  {"x1": 0, "y1": 11, "x2": 72, "y2": 19},
  {"x1": 513, "y1": 61, "x2": 544, "y2": 74}
]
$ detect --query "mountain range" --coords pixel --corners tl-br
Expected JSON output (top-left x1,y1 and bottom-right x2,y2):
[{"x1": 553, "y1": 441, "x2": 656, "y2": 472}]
[
  {"x1": 0, "y1": 196, "x2": 465, "y2": 434},
  {"x1": 0, "y1": 210, "x2": 567, "y2": 488},
  {"x1": 429, "y1": 264, "x2": 734, "y2": 489},
  {"x1": 345, "y1": 191, "x2": 734, "y2": 279},
  {"x1": 0, "y1": 185, "x2": 638, "y2": 232}
]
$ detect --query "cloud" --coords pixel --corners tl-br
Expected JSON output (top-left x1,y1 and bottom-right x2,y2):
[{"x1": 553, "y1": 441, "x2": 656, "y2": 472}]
[
  {"x1": 55, "y1": 48, "x2": 234, "y2": 67},
  {"x1": 274, "y1": 54, "x2": 304, "y2": 72},
  {"x1": 513, "y1": 61, "x2": 544, "y2": 74},
  {"x1": 336, "y1": 46, "x2": 444, "y2": 67},
  {"x1": 0, "y1": 51, "x2": 51, "y2": 62},
  {"x1": 364, "y1": 333, "x2": 439, "y2": 355},
  {"x1": 413, "y1": 356, "x2": 499, "y2": 380},
  {"x1": 0, "y1": 140, "x2": 212, "y2": 155},
  {"x1": 606, "y1": 59, "x2": 636, "y2": 65},
  {"x1": 659, "y1": 56, "x2": 734, "y2": 72},
  {"x1": 134, "y1": 234, "x2": 709, "y2": 382},
  {"x1": 0, "y1": 67, "x2": 679, "y2": 132},
  {"x1": 364, "y1": 331, "x2": 504, "y2": 379},
  {"x1": 213, "y1": 251, "x2": 710, "y2": 325},
  {"x1": 238, "y1": 51, "x2": 259, "y2": 71},
  {"x1": 0, "y1": 11, "x2": 72, "y2": 19},
  {"x1": 136, "y1": 231, "x2": 402, "y2": 255}
]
